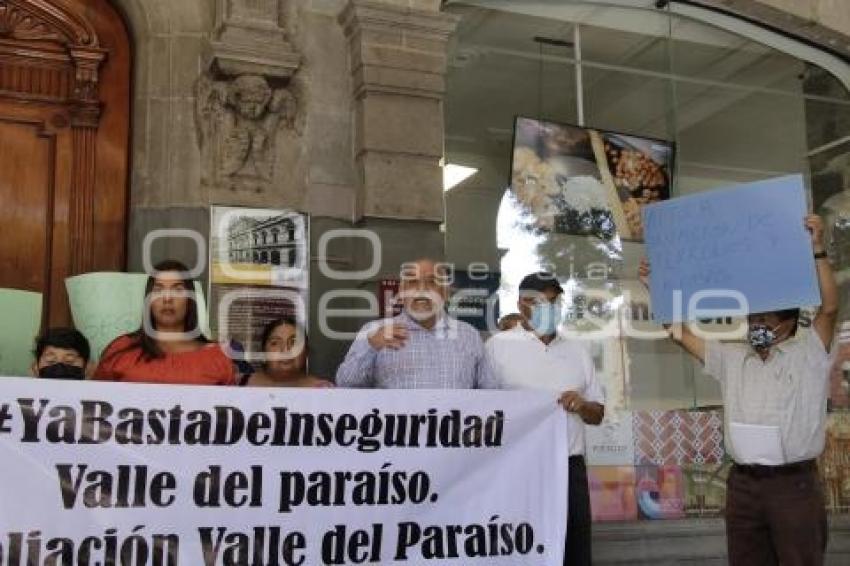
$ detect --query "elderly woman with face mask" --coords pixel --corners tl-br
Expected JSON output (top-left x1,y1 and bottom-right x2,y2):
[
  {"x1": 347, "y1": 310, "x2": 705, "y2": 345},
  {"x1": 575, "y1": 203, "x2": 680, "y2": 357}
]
[{"x1": 639, "y1": 214, "x2": 838, "y2": 566}]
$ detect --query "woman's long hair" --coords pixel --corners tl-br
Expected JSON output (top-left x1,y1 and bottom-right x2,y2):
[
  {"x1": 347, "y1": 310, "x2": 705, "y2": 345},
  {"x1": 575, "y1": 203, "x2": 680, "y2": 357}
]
[
  {"x1": 259, "y1": 315, "x2": 308, "y2": 371},
  {"x1": 105, "y1": 259, "x2": 208, "y2": 361}
]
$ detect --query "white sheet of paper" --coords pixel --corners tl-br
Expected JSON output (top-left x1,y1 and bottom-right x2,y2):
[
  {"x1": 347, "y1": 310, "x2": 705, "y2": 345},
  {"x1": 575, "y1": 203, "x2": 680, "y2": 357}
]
[{"x1": 729, "y1": 422, "x2": 785, "y2": 465}]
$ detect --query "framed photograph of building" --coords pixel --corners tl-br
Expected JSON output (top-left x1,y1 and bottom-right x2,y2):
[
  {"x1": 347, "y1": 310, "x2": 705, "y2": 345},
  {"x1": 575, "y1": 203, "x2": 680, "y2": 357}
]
[
  {"x1": 510, "y1": 116, "x2": 675, "y2": 241},
  {"x1": 209, "y1": 206, "x2": 309, "y2": 361},
  {"x1": 210, "y1": 206, "x2": 308, "y2": 286}
]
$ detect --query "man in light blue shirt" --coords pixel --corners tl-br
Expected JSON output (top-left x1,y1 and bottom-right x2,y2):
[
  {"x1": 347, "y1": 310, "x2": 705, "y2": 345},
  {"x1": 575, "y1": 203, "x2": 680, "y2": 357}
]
[{"x1": 336, "y1": 258, "x2": 498, "y2": 389}]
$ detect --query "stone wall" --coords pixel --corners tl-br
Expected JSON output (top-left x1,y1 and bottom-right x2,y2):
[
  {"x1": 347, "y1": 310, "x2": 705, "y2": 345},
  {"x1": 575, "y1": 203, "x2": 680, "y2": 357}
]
[
  {"x1": 116, "y1": 0, "x2": 456, "y2": 248},
  {"x1": 115, "y1": 0, "x2": 358, "y2": 272},
  {"x1": 692, "y1": 0, "x2": 850, "y2": 59},
  {"x1": 113, "y1": 0, "x2": 455, "y2": 375}
]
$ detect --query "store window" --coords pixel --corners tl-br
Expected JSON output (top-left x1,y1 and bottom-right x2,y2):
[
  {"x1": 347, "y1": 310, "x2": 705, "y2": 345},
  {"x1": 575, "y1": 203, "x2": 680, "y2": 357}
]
[{"x1": 443, "y1": 0, "x2": 850, "y2": 521}]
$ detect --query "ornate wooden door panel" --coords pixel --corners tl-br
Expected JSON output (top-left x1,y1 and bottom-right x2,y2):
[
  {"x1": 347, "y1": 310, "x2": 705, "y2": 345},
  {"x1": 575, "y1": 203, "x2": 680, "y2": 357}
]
[
  {"x1": 0, "y1": 112, "x2": 65, "y2": 295},
  {"x1": 0, "y1": 0, "x2": 130, "y2": 326}
]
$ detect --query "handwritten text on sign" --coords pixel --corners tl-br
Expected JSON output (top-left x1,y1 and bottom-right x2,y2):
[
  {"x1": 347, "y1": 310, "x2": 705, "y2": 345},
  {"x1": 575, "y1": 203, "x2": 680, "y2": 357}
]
[
  {"x1": 642, "y1": 174, "x2": 819, "y2": 323},
  {"x1": 0, "y1": 379, "x2": 567, "y2": 565}
]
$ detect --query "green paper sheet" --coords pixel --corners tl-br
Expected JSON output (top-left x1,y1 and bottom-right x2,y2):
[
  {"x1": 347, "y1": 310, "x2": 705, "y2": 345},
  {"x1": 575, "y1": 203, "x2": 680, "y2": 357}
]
[
  {"x1": 66, "y1": 273, "x2": 211, "y2": 361},
  {"x1": 0, "y1": 289, "x2": 42, "y2": 377}
]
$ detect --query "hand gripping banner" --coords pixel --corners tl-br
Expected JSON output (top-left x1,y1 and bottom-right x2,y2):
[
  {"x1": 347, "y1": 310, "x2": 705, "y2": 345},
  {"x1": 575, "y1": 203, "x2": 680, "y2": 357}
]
[{"x1": 0, "y1": 378, "x2": 568, "y2": 565}]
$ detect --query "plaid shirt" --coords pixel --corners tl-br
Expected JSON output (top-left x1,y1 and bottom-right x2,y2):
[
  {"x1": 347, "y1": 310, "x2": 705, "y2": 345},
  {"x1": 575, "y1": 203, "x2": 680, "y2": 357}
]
[{"x1": 336, "y1": 312, "x2": 499, "y2": 389}]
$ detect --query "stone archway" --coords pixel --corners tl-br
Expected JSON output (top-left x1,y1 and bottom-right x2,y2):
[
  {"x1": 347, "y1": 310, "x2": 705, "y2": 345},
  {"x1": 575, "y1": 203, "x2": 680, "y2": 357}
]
[{"x1": 109, "y1": 0, "x2": 213, "y2": 186}]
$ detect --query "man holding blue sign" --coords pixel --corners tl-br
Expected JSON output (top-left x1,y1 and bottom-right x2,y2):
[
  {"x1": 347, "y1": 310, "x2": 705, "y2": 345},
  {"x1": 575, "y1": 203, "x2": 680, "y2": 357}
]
[{"x1": 640, "y1": 213, "x2": 838, "y2": 566}]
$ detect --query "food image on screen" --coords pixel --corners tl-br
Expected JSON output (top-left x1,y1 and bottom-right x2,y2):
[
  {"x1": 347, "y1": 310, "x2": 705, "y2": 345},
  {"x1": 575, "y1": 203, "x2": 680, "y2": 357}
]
[
  {"x1": 510, "y1": 117, "x2": 674, "y2": 241},
  {"x1": 607, "y1": 145, "x2": 668, "y2": 198},
  {"x1": 603, "y1": 134, "x2": 672, "y2": 239}
]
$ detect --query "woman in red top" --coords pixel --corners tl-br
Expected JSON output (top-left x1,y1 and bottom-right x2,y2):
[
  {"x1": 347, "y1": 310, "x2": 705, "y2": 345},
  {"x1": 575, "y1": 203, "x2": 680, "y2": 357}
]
[
  {"x1": 94, "y1": 260, "x2": 237, "y2": 386},
  {"x1": 242, "y1": 316, "x2": 333, "y2": 388}
]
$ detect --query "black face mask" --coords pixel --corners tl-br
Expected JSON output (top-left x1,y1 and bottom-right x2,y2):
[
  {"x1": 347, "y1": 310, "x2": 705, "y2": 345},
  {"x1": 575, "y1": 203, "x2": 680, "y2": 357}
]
[{"x1": 38, "y1": 363, "x2": 85, "y2": 380}]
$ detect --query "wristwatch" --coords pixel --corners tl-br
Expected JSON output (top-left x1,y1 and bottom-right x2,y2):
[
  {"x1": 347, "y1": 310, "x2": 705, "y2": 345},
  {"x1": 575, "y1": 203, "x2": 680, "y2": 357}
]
[{"x1": 814, "y1": 251, "x2": 828, "y2": 259}]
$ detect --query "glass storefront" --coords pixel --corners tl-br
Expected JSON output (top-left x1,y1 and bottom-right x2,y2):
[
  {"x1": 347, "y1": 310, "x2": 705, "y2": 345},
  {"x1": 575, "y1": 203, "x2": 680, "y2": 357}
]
[{"x1": 442, "y1": 0, "x2": 850, "y2": 521}]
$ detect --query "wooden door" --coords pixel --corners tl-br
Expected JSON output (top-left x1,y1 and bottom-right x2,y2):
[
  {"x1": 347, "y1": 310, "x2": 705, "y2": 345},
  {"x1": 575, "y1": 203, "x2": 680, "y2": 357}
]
[{"x1": 0, "y1": 0, "x2": 130, "y2": 326}]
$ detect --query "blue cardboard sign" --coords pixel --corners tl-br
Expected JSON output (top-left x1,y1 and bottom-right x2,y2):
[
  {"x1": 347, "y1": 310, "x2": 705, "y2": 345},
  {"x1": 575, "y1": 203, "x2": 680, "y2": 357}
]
[{"x1": 642, "y1": 175, "x2": 820, "y2": 323}]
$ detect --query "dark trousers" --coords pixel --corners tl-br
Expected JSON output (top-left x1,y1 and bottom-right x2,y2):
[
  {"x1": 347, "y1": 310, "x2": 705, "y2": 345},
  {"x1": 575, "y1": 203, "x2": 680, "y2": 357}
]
[
  {"x1": 726, "y1": 461, "x2": 828, "y2": 566},
  {"x1": 565, "y1": 455, "x2": 592, "y2": 566}
]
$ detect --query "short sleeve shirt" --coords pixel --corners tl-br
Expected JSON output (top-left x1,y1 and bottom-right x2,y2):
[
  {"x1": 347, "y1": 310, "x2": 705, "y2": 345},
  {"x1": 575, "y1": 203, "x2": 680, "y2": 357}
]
[
  {"x1": 94, "y1": 335, "x2": 237, "y2": 386},
  {"x1": 703, "y1": 329, "x2": 833, "y2": 464}
]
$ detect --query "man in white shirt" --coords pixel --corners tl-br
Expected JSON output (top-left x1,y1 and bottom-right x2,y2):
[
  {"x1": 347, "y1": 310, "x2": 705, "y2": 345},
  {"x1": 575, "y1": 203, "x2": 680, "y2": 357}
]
[
  {"x1": 485, "y1": 272, "x2": 605, "y2": 566},
  {"x1": 640, "y1": 214, "x2": 838, "y2": 566}
]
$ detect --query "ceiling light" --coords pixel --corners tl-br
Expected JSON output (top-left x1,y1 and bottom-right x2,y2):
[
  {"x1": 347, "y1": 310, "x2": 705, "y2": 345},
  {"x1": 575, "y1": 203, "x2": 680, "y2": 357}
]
[{"x1": 443, "y1": 164, "x2": 478, "y2": 192}]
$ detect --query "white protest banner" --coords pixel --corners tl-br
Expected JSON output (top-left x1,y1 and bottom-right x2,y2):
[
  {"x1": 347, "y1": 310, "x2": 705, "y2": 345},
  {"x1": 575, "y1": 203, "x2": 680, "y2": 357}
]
[{"x1": 0, "y1": 378, "x2": 568, "y2": 565}]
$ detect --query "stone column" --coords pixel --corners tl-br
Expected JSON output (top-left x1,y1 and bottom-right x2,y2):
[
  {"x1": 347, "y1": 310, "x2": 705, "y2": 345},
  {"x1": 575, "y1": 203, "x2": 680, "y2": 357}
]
[
  {"x1": 197, "y1": 0, "x2": 302, "y2": 199},
  {"x1": 339, "y1": 0, "x2": 458, "y2": 221}
]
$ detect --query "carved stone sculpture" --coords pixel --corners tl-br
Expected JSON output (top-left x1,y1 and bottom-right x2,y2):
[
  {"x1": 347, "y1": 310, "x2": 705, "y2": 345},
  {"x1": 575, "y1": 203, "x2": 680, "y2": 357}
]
[
  {"x1": 196, "y1": 0, "x2": 301, "y2": 195},
  {"x1": 197, "y1": 74, "x2": 297, "y2": 192}
]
